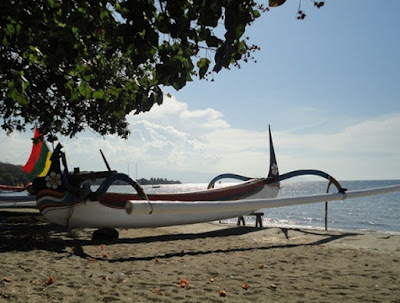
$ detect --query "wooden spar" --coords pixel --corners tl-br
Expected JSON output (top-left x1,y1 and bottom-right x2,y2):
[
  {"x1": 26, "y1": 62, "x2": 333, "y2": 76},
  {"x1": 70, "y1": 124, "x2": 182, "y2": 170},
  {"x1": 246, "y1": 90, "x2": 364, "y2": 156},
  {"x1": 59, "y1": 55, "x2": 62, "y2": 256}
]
[
  {"x1": 125, "y1": 184, "x2": 400, "y2": 216},
  {"x1": 325, "y1": 181, "x2": 332, "y2": 231},
  {"x1": 99, "y1": 149, "x2": 111, "y2": 172},
  {"x1": 325, "y1": 202, "x2": 328, "y2": 231}
]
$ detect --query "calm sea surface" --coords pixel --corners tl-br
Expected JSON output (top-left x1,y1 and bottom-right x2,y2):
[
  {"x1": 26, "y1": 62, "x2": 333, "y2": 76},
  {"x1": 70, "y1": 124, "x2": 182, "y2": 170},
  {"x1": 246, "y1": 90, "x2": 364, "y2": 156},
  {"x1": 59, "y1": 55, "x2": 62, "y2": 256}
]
[{"x1": 132, "y1": 180, "x2": 400, "y2": 234}]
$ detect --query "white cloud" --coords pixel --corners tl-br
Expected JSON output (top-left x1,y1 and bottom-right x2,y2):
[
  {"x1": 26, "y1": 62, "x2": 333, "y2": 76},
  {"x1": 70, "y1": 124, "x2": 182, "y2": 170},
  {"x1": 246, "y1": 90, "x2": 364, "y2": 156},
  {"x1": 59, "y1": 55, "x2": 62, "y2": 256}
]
[
  {"x1": 0, "y1": 131, "x2": 37, "y2": 166},
  {"x1": 275, "y1": 113, "x2": 400, "y2": 154},
  {"x1": 274, "y1": 113, "x2": 400, "y2": 180}
]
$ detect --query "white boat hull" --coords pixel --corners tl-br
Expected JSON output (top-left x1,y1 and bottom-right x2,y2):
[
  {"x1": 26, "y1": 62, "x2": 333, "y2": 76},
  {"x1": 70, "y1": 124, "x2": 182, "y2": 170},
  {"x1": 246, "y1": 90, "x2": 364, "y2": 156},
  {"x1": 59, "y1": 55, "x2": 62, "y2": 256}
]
[{"x1": 38, "y1": 183, "x2": 280, "y2": 228}]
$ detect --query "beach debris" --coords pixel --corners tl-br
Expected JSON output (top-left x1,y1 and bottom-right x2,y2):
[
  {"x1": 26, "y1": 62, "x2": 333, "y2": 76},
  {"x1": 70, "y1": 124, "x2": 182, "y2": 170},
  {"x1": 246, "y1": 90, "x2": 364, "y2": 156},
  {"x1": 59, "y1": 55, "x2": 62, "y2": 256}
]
[
  {"x1": 178, "y1": 278, "x2": 189, "y2": 288},
  {"x1": 269, "y1": 283, "x2": 277, "y2": 290},
  {"x1": 153, "y1": 287, "x2": 168, "y2": 296},
  {"x1": 154, "y1": 257, "x2": 159, "y2": 263},
  {"x1": 44, "y1": 275, "x2": 55, "y2": 285},
  {"x1": 99, "y1": 245, "x2": 104, "y2": 250},
  {"x1": 210, "y1": 278, "x2": 215, "y2": 283},
  {"x1": 180, "y1": 249, "x2": 185, "y2": 256},
  {"x1": 241, "y1": 283, "x2": 249, "y2": 290},
  {"x1": 258, "y1": 264, "x2": 265, "y2": 269},
  {"x1": 219, "y1": 290, "x2": 226, "y2": 297},
  {"x1": 153, "y1": 287, "x2": 162, "y2": 294},
  {"x1": 3, "y1": 277, "x2": 11, "y2": 282},
  {"x1": 102, "y1": 253, "x2": 109, "y2": 258}
]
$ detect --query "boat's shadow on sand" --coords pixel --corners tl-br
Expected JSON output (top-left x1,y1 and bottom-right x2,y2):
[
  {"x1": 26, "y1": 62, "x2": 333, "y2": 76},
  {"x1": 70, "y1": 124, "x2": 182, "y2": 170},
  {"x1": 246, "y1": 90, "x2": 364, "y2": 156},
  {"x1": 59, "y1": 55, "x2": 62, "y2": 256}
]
[{"x1": 0, "y1": 210, "x2": 360, "y2": 261}]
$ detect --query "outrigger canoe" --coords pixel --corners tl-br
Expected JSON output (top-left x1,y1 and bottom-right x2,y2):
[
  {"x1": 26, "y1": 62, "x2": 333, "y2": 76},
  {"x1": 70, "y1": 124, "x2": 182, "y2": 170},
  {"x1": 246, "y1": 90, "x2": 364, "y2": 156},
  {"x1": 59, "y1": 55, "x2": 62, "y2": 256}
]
[{"x1": 29, "y1": 127, "x2": 356, "y2": 228}]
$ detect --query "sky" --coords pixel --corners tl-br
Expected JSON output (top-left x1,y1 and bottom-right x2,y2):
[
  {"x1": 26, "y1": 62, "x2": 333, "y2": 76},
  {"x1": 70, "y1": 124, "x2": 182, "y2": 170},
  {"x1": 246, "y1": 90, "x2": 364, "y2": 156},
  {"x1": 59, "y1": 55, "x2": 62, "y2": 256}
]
[{"x1": 1, "y1": 0, "x2": 399, "y2": 183}]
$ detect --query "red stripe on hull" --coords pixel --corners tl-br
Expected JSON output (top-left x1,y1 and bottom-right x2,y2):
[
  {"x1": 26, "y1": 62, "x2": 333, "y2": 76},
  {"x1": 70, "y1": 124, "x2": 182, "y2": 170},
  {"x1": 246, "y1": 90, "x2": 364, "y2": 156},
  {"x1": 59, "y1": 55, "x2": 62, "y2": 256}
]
[{"x1": 99, "y1": 179, "x2": 268, "y2": 209}]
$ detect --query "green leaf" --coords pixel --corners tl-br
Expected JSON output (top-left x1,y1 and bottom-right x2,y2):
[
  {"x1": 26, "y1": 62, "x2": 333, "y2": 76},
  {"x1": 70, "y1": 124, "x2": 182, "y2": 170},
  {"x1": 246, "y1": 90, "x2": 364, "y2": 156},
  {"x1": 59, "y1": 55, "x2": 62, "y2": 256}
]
[
  {"x1": 8, "y1": 88, "x2": 27, "y2": 106},
  {"x1": 78, "y1": 82, "x2": 92, "y2": 99},
  {"x1": 197, "y1": 58, "x2": 210, "y2": 79},
  {"x1": 2, "y1": 36, "x2": 8, "y2": 46},
  {"x1": 5, "y1": 24, "x2": 15, "y2": 36},
  {"x1": 93, "y1": 89, "x2": 104, "y2": 99},
  {"x1": 100, "y1": 9, "x2": 110, "y2": 21},
  {"x1": 69, "y1": 93, "x2": 79, "y2": 102},
  {"x1": 253, "y1": 9, "x2": 261, "y2": 18}
]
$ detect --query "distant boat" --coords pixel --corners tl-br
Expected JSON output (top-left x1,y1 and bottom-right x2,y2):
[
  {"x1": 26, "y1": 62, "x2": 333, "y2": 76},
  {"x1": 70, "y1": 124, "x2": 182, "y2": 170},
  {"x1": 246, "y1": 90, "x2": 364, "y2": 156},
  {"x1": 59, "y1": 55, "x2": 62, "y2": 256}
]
[{"x1": 0, "y1": 184, "x2": 26, "y2": 192}]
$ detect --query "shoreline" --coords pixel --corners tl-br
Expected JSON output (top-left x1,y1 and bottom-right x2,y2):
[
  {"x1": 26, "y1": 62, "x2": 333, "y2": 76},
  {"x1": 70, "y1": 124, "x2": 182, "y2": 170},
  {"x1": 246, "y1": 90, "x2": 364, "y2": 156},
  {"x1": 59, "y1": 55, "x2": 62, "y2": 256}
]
[{"x1": 1, "y1": 209, "x2": 399, "y2": 302}]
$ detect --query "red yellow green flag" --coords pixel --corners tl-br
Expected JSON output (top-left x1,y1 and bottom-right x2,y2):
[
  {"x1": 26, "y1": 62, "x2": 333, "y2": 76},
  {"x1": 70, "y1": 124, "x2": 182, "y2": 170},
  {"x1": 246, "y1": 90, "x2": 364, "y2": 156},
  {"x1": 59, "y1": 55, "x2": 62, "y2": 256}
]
[{"x1": 22, "y1": 128, "x2": 52, "y2": 181}]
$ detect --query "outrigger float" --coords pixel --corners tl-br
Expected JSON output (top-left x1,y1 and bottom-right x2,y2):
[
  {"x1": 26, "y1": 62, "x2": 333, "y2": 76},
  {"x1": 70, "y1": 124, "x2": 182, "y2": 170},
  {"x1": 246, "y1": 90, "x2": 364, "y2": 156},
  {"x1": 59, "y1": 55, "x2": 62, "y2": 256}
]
[{"x1": 23, "y1": 127, "x2": 400, "y2": 230}]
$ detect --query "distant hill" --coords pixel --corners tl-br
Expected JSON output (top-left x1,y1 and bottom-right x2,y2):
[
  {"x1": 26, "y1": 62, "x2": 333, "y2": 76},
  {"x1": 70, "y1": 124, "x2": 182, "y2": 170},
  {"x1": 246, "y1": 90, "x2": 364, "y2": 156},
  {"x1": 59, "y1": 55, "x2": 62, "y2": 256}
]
[
  {"x1": 0, "y1": 162, "x2": 28, "y2": 186},
  {"x1": 137, "y1": 177, "x2": 182, "y2": 185}
]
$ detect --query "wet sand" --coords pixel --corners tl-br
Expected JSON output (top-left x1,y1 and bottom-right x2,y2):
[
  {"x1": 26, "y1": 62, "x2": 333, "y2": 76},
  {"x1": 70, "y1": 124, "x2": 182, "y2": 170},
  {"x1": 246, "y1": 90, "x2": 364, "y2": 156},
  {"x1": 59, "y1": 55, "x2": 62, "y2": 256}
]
[{"x1": 0, "y1": 208, "x2": 399, "y2": 302}]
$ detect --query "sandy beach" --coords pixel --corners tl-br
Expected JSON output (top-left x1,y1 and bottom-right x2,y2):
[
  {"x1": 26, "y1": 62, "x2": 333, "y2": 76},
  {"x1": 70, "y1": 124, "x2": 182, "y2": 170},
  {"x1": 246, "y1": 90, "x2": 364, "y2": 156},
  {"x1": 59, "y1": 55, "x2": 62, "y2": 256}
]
[{"x1": 0, "y1": 208, "x2": 399, "y2": 303}]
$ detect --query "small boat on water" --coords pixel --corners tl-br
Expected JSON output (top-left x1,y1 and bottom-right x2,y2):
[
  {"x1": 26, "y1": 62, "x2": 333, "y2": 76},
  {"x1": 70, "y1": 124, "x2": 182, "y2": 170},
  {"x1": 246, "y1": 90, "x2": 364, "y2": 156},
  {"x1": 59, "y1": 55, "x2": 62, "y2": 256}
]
[{"x1": 0, "y1": 184, "x2": 26, "y2": 192}]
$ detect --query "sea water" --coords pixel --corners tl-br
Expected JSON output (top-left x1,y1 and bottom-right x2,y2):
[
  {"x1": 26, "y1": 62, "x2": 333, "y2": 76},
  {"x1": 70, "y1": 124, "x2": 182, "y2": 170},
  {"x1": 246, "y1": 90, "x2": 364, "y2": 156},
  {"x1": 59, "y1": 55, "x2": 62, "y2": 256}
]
[
  {"x1": 259, "y1": 180, "x2": 400, "y2": 233},
  {"x1": 125, "y1": 180, "x2": 400, "y2": 234}
]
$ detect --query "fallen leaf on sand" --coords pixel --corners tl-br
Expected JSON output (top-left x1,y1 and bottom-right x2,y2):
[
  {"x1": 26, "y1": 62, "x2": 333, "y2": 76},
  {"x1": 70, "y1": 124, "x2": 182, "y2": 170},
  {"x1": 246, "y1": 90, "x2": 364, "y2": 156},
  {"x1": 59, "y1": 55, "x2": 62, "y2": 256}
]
[
  {"x1": 269, "y1": 284, "x2": 277, "y2": 290},
  {"x1": 153, "y1": 288, "x2": 165, "y2": 295},
  {"x1": 103, "y1": 253, "x2": 109, "y2": 258},
  {"x1": 219, "y1": 290, "x2": 226, "y2": 297},
  {"x1": 258, "y1": 264, "x2": 265, "y2": 269},
  {"x1": 241, "y1": 283, "x2": 248, "y2": 290},
  {"x1": 178, "y1": 278, "x2": 189, "y2": 288},
  {"x1": 45, "y1": 276, "x2": 55, "y2": 285},
  {"x1": 3, "y1": 277, "x2": 11, "y2": 282}
]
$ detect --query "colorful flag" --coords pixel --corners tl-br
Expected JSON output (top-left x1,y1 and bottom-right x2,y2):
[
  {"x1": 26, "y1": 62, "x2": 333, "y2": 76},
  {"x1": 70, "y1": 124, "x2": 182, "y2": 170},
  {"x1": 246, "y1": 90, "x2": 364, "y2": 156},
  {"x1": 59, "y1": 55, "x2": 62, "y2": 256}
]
[{"x1": 22, "y1": 128, "x2": 52, "y2": 181}]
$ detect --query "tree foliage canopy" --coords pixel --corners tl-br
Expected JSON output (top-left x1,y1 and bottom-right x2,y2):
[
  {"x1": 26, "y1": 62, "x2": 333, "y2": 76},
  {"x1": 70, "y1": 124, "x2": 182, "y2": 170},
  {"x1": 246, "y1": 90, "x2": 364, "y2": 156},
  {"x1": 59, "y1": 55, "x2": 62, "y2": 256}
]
[{"x1": 1, "y1": 0, "x2": 267, "y2": 140}]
